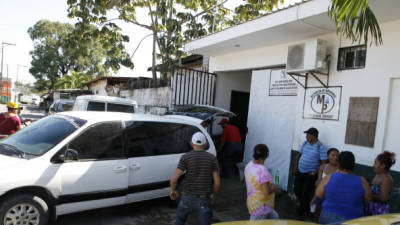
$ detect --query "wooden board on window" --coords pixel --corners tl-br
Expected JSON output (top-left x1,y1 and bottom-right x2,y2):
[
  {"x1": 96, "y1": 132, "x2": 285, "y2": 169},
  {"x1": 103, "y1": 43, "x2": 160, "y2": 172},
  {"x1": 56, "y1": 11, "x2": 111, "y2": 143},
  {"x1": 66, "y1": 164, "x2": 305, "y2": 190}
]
[{"x1": 345, "y1": 97, "x2": 379, "y2": 147}]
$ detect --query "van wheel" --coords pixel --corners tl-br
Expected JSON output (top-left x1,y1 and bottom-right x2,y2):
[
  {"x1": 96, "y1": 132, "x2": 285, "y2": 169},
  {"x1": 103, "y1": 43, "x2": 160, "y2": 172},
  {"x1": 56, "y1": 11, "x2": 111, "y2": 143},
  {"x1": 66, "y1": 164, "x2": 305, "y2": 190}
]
[{"x1": 0, "y1": 194, "x2": 49, "y2": 225}]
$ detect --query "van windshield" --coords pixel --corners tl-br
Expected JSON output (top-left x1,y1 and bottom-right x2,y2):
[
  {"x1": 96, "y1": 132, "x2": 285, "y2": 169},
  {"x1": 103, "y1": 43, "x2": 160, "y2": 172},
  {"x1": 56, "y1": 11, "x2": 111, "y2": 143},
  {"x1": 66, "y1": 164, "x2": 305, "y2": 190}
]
[{"x1": 0, "y1": 115, "x2": 86, "y2": 157}]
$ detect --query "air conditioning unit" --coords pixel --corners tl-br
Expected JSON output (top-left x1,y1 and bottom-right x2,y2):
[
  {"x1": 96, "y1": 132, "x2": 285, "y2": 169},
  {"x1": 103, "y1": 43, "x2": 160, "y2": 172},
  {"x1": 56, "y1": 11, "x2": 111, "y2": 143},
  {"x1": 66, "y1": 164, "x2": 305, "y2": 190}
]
[{"x1": 286, "y1": 39, "x2": 328, "y2": 73}]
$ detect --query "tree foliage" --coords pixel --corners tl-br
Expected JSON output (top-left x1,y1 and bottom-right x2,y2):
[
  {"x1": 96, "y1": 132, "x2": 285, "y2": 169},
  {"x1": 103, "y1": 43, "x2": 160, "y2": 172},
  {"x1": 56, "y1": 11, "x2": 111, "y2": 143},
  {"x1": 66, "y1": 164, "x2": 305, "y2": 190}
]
[
  {"x1": 54, "y1": 71, "x2": 92, "y2": 90},
  {"x1": 28, "y1": 19, "x2": 133, "y2": 91},
  {"x1": 66, "y1": 0, "x2": 382, "y2": 83},
  {"x1": 329, "y1": 0, "x2": 382, "y2": 46},
  {"x1": 67, "y1": 0, "x2": 233, "y2": 81}
]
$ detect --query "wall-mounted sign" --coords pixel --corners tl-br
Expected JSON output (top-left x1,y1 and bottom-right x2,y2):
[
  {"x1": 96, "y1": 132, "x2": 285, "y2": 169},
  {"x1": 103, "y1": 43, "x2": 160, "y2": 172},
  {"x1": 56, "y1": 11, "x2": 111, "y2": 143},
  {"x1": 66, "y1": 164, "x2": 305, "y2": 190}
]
[
  {"x1": 269, "y1": 69, "x2": 298, "y2": 96},
  {"x1": 303, "y1": 86, "x2": 342, "y2": 120}
]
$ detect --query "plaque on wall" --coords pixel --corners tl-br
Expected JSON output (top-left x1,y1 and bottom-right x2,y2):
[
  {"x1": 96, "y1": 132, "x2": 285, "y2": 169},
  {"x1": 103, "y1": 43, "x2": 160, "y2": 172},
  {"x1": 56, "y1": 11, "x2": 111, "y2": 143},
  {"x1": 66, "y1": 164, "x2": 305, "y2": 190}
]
[
  {"x1": 303, "y1": 86, "x2": 342, "y2": 120},
  {"x1": 269, "y1": 69, "x2": 298, "y2": 96}
]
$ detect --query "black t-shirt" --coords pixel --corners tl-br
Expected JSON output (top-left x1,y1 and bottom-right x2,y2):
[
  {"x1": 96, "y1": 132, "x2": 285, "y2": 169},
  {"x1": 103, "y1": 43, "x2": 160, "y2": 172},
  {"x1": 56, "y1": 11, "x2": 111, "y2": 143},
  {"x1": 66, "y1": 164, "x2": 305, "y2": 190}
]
[{"x1": 177, "y1": 150, "x2": 219, "y2": 195}]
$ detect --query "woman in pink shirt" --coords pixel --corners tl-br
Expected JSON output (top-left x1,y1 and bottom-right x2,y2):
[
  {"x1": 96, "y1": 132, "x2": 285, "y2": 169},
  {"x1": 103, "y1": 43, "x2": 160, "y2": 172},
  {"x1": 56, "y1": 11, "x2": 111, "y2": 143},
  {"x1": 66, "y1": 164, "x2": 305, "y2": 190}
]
[{"x1": 244, "y1": 144, "x2": 279, "y2": 220}]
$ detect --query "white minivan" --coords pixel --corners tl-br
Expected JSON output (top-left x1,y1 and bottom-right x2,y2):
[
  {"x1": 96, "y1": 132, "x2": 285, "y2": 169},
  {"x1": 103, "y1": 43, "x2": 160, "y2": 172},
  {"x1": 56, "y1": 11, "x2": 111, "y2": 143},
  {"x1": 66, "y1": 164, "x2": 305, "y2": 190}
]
[
  {"x1": 0, "y1": 111, "x2": 215, "y2": 225},
  {"x1": 73, "y1": 95, "x2": 138, "y2": 113}
]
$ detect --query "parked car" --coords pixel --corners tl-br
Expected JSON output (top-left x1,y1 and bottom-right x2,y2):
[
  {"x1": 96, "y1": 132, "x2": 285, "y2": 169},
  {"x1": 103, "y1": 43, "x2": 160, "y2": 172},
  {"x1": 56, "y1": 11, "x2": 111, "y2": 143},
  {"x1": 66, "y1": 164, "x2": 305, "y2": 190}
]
[
  {"x1": 343, "y1": 213, "x2": 400, "y2": 225},
  {"x1": 48, "y1": 99, "x2": 75, "y2": 115},
  {"x1": 31, "y1": 96, "x2": 41, "y2": 106},
  {"x1": 73, "y1": 95, "x2": 138, "y2": 113},
  {"x1": 212, "y1": 214, "x2": 400, "y2": 225},
  {"x1": 213, "y1": 220, "x2": 317, "y2": 225},
  {"x1": 19, "y1": 94, "x2": 40, "y2": 105},
  {"x1": 0, "y1": 111, "x2": 215, "y2": 225}
]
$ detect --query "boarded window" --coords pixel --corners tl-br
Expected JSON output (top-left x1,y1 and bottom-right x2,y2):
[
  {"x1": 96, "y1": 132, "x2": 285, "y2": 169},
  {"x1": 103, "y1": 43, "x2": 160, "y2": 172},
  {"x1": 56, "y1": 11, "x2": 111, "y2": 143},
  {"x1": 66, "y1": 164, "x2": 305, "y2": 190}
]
[{"x1": 345, "y1": 97, "x2": 379, "y2": 147}]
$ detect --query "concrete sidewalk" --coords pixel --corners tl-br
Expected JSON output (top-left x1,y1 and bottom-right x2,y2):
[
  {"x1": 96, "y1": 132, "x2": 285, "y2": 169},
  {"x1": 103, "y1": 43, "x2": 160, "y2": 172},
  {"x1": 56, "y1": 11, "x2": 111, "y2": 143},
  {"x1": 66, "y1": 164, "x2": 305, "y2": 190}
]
[{"x1": 211, "y1": 175, "x2": 315, "y2": 223}]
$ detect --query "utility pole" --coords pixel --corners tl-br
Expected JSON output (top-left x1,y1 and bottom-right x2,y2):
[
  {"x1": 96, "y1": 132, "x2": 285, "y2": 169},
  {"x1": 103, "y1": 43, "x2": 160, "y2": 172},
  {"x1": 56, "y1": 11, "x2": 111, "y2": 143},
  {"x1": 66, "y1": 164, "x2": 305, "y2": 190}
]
[
  {"x1": 1, "y1": 41, "x2": 16, "y2": 103},
  {"x1": 6, "y1": 64, "x2": 9, "y2": 101},
  {"x1": 15, "y1": 64, "x2": 27, "y2": 102}
]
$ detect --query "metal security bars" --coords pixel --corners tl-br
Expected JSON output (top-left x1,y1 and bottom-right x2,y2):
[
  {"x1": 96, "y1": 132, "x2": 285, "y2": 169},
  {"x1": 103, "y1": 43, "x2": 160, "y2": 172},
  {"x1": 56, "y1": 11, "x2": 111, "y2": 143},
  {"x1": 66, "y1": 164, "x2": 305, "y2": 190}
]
[{"x1": 171, "y1": 66, "x2": 217, "y2": 106}]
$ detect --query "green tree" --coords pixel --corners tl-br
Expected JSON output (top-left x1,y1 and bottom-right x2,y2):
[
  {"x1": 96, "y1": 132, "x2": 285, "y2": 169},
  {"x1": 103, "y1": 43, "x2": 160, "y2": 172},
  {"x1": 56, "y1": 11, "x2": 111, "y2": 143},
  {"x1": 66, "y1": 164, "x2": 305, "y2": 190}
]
[
  {"x1": 54, "y1": 71, "x2": 92, "y2": 89},
  {"x1": 67, "y1": 0, "x2": 232, "y2": 82},
  {"x1": 329, "y1": 0, "x2": 382, "y2": 46},
  {"x1": 67, "y1": 0, "x2": 382, "y2": 84},
  {"x1": 28, "y1": 20, "x2": 133, "y2": 90}
]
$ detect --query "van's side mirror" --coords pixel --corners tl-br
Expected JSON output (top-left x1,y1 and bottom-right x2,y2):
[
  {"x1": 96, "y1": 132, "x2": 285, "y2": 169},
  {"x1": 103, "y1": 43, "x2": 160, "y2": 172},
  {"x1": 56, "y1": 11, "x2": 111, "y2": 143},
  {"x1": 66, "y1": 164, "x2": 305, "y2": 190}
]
[{"x1": 59, "y1": 149, "x2": 78, "y2": 162}]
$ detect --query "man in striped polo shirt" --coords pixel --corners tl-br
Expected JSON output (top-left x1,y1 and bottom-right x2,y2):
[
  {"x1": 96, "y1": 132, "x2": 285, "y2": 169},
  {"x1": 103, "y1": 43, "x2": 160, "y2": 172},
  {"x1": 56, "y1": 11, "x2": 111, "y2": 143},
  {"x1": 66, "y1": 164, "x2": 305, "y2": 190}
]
[
  {"x1": 294, "y1": 127, "x2": 327, "y2": 219},
  {"x1": 170, "y1": 132, "x2": 221, "y2": 225}
]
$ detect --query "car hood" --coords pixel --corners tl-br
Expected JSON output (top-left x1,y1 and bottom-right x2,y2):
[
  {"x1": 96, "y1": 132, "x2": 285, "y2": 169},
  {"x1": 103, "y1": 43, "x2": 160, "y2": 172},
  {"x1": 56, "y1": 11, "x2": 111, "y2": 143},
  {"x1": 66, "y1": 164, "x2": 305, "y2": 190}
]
[
  {"x1": 343, "y1": 213, "x2": 400, "y2": 225},
  {"x1": 0, "y1": 154, "x2": 25, "y2": 171},
  {"x1": 213, "y1": 220, "x2": 317, "y2": 225}
]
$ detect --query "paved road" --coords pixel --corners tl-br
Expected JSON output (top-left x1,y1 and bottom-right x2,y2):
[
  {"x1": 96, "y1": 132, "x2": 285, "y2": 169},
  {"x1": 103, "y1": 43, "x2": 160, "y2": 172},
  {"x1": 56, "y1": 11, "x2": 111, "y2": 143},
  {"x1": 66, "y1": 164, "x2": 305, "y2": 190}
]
[{"x1": 52, "y1": 197, "x2": 181, "y2": 225}]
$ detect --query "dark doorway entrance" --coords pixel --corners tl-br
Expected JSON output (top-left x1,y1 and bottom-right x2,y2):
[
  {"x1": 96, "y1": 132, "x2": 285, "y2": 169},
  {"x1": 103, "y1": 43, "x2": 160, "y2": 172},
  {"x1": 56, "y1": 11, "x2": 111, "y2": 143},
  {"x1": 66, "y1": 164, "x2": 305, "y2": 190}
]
[{"x1": 230, "y1": 90, "x2": 250, "y2": 147}]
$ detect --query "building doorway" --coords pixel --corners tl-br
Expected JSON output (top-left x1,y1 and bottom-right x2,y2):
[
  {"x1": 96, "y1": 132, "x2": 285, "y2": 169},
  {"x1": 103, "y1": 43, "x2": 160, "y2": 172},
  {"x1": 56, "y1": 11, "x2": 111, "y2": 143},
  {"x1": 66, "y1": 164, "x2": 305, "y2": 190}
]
[{"x1": 230, "y1": 90, "x2": 250, "y2": 144}]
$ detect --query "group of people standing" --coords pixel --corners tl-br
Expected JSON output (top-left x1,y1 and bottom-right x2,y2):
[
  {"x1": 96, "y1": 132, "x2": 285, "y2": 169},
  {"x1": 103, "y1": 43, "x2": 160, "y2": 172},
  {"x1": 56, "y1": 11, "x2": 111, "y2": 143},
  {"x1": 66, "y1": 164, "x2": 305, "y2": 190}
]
[
  {"x1": 293, "y1": 127, "x2": 396, "y2": 224},
  {"x1": 168, "y1": 124, "x2": 396, "y2": 225}
]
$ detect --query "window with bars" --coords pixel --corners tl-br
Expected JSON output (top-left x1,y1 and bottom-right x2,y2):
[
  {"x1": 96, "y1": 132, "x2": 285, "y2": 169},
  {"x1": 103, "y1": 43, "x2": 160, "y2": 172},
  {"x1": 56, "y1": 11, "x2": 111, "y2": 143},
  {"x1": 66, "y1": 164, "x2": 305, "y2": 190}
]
[{"x1": 337, "y1": 45, "x2": 367, "y2": 70}]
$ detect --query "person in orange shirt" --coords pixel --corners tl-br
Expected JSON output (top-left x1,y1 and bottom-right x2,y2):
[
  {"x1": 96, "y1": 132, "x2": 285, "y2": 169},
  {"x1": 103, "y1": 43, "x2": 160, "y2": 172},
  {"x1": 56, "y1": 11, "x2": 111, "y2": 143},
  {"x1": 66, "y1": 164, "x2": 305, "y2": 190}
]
[{"x1": 219, "y1": 118, "x2": 242, "y2": 178}]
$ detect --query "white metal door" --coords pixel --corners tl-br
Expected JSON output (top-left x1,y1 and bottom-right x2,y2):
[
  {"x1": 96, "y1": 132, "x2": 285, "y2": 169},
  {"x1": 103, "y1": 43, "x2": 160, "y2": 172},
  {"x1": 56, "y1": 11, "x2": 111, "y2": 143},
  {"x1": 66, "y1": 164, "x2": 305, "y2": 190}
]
[{"x1": 383, "y1": 78, "x2": 400, "y2": 172}]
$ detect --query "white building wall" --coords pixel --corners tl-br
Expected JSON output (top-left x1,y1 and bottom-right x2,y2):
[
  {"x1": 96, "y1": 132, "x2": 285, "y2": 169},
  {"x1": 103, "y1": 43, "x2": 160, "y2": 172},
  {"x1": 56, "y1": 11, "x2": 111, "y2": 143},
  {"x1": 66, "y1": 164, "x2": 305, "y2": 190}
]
[
  {"x1": 209, "y1": 19, "x2": 400, "y2": 170},
  {"x1": 89, "y1": 80, "x2": 108, "y2": 96},
  {"x1": 129, "y1": 87, "x2": 170, "y2": 115},
  {"x1": 214, "y1": 71, "x2": 252, "y2": 110},
  {"x1": 245, "y1": 69, "x2": 298, "y2": 190}
]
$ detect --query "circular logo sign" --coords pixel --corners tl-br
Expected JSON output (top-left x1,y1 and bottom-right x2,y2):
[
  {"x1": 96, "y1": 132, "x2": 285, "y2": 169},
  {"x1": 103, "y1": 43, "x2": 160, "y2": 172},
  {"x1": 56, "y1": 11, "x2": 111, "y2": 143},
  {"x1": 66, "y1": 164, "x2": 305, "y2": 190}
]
[{"x1": 310, "y1": 89, "x2": 336, "y2": 114}]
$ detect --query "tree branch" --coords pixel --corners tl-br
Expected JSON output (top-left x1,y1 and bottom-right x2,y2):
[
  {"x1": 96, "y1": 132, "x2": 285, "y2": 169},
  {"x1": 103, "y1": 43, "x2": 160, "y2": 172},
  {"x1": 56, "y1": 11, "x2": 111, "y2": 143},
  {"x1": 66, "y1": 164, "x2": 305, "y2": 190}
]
[
  {"x1": 193, "y1": 0, "x2": 229, "y2": 19},
  {"x1": 117, "y1": 9, "x2": 153, "y2": 30}
]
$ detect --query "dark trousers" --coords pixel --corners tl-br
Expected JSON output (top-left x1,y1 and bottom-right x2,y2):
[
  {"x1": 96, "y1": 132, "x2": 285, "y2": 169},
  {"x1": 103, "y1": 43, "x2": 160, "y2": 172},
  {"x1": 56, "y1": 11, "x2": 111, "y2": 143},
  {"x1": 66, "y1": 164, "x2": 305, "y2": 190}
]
[
  {"x1": 221, "y1": 142, "x2": 242, "y2": 177},
  {"x1": 175, "y1": 195, "x2": 213, "y2": 225},
  {"x1": 294, "y1": 172, "x2": 317, "y2": 214}
]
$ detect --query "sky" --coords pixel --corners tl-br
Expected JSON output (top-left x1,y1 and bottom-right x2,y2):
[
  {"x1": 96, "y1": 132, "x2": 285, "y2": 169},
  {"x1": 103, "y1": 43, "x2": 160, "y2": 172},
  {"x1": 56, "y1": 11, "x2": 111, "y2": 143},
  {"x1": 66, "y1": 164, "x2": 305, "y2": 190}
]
[
  {"x1": 0, "y1": 0, "x2": 154, "y2": 85},
  {"x1": 0, "y1": 0, "x2": 298, "y2": 85}
]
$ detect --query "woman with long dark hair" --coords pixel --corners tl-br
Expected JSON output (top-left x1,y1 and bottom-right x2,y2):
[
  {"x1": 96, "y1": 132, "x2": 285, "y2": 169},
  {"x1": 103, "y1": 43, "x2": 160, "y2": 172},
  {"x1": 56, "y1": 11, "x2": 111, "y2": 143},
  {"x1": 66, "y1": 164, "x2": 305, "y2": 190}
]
[{"x1": 367, "y1": 151, "x2": 396, "y2": 215}]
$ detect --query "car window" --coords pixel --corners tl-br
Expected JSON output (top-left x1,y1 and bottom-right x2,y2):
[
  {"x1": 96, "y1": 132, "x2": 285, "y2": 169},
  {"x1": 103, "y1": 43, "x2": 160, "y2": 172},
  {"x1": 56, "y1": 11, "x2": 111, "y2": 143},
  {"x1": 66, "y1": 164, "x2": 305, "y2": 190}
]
[
  {"x1": 72, "y1": 99, "x2": 86, "y2": 111},
  {"x1": 87, "y1": 101, "x2": 105, "y2": 111},
  {"x1": 60, "y1": 102, "x2": 73, "y2": 112},
  {"x1": 124, "y1": 121, "x2": 202, "y2": 157},
  {"x1": 1, "y1": 115, "x2": 86, "y2": 156},
  {"x1": 67, "y1": 122, "x2": 124, "y2": 160},
  {"x1": 107, "y1": 103, "x2": 134, "y2": 113}
]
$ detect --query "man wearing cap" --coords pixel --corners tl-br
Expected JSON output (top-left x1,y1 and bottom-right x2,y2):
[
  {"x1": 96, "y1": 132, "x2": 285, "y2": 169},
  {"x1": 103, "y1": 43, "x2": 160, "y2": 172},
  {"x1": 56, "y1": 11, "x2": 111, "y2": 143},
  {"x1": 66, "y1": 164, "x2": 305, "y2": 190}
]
[
  {"x1": 218, "y1": 118, "x2": 242, "y2": 178},
  {"x1": 170, "y1": 132, "x2": 221, "y2": 225},
  {"x1": 0, "y1": 102, "x2": 22, "y2": 136},
  {"x1": 293, "y1": 127, "x2": 327, "y2": 219}
]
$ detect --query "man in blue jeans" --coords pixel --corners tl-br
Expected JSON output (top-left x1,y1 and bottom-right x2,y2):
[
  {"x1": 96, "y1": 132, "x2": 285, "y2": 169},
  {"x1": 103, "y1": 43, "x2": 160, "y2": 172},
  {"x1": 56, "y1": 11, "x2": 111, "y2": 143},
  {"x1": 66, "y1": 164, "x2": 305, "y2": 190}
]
[
  {"x1": 170, "y1": 132, "x2": 221, "y2": 225},
  {"x1": 294, "y1": 127, "x2": 327, "y2": 220}
]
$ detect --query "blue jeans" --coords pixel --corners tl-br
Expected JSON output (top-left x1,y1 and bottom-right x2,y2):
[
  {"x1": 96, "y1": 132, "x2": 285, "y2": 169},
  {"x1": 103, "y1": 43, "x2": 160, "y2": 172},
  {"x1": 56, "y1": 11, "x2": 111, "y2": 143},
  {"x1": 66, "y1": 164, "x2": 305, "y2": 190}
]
[
  {"x1": 175, "y1": 195, "x2": 213, "y2": 225},
  {"x1": 250, "y1": 210, "x2": 279, "y2": 220},
  {"x1": 222, "y1": 142, "x2": 242, "y2": 177},
  {"x1": 319, "y1": 210, "x2": 346, "y2": 224}
]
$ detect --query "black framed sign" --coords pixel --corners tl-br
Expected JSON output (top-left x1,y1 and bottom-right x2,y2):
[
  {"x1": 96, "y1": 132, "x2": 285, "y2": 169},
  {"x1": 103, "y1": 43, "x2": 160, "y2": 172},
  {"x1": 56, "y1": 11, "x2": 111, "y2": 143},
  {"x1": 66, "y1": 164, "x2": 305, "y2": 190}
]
[{"x1": 303, "y1": 86, "x2": 342, "y2": 121}]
